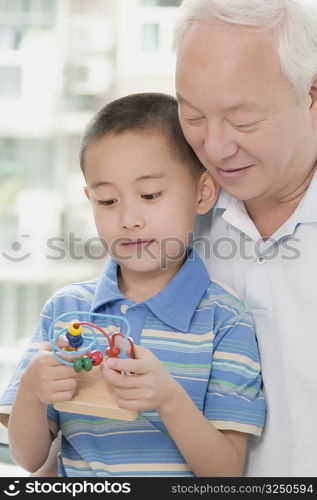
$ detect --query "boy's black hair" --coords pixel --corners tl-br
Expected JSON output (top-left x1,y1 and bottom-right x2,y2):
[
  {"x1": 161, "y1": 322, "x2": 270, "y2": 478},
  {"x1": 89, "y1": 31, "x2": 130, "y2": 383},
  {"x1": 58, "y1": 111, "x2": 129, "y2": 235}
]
[{"x1": 80, "y1": 92, "x2": 206, "y2": 176}]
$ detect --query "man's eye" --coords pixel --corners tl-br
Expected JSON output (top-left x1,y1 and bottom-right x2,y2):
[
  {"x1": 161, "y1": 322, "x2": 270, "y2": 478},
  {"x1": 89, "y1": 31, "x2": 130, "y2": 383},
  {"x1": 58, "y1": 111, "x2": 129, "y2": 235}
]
[
  {"x1": 141, "y1": 192, "x2": 162, "y2": 200},
  {"x1": 184, "y1": 116, "x2": 205, "y2": 124},
  {"x1": 98, "y1": 199, "x2": 116, "y2": 206},
  {"x1": 235, "y1": 121, "x2": 260, "y2": 129}
]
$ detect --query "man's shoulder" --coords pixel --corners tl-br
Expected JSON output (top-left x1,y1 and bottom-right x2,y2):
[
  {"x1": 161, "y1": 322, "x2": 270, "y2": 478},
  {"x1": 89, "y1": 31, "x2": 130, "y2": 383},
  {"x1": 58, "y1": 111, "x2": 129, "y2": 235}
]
[{"x1": 201, "y1": 277, "x2": 252, "y2": 318}]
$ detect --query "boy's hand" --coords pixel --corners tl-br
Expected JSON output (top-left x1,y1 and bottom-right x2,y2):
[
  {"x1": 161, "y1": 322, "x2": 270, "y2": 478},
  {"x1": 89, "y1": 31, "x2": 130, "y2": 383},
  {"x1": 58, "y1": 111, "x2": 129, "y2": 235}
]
[
  {"x1": 20, "y1": 337, "x2": 79, "y2": 405},
  {"x1": 100, "y1": 344, "x2": 181, "y2": 413}
]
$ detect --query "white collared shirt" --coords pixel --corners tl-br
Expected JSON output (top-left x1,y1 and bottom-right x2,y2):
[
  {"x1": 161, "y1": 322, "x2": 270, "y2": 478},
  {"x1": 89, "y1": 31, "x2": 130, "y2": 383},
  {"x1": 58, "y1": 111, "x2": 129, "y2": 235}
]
[{"x1": 196, "y1": 171, "x2": 317, "y2": 477}]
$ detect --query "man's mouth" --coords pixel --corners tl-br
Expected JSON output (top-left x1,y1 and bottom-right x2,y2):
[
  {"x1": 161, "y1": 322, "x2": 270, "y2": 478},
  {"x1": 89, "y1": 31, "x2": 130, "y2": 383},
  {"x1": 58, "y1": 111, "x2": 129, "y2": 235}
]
[{"x1": 216, "y1": 165, "x2": 253, "y2": 181}]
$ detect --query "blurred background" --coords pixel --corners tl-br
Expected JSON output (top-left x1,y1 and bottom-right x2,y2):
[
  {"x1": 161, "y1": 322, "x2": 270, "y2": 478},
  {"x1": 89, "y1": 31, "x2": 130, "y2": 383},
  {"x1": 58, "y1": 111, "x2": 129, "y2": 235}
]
[{"x1": 0, "y1": 0, "x2": 181, "y2": 475}]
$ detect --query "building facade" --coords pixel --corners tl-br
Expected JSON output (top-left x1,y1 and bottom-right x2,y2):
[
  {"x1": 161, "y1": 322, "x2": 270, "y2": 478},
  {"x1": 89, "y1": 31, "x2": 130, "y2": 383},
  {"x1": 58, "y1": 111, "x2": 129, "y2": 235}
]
[{"x1": 0, "y1": 0, "x2": 181, "y2": 461}]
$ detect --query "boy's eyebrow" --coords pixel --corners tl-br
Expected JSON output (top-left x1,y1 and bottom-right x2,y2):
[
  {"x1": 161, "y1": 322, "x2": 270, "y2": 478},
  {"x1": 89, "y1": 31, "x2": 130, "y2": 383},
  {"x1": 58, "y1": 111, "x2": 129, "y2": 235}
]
[
  {"x1": 91, "y1": 173, "x2": 167, "y2": 189},
  {"x1": 90, "y1": 181, "x2": 113, "y2": 188},
  {"x1": 135, "y1": 173, "x2": 167, "y2": 182}
]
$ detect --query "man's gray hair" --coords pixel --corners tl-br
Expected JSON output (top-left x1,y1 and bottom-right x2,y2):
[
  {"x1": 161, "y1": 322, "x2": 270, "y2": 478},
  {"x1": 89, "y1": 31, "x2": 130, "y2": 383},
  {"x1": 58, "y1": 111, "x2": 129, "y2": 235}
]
[{"x1": 174, "y1": 0, "x2": 317, "y2": 102}]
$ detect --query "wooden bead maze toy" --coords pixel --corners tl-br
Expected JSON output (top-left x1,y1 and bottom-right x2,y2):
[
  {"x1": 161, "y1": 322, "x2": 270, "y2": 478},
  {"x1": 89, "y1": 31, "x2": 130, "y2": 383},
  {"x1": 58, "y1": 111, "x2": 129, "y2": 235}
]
[{"x1": 49, "y1": 311, "x2": 137, "y2": 421}]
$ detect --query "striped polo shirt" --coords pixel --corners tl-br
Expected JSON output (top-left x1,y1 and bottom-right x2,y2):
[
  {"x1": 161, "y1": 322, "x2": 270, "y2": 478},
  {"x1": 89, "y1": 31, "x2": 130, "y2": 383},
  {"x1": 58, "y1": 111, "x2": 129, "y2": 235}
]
[{"x1": 0, "y1": 248, "x2": 266, "y2": 477}]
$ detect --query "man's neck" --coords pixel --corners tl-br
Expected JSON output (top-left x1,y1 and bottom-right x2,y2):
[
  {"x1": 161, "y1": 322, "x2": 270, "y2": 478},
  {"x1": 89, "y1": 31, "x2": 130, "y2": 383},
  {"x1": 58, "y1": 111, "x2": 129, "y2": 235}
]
[{"x1": 244, "y1": 164, "x2": 317, "y2": 240}]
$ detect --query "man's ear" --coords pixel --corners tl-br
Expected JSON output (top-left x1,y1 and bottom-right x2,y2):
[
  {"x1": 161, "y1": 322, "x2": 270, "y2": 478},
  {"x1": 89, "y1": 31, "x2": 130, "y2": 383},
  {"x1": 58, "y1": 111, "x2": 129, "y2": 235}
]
[
  {"x1": 309, "y1": 76, "x2": 317, "y2": 129},
  {"x1": 196, "y1": 171, "x2": 219, "y2": 215},
  {"x1": 84, "y1": 186, "x2": 91, "y2": 201}
]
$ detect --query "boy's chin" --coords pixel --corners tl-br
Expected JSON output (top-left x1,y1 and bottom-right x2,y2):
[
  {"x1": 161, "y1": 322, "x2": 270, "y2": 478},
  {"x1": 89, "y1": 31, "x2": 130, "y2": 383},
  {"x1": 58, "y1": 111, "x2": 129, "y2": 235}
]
[{"x1": 117, "y1": 258, "x2": 165, "y2": 274}]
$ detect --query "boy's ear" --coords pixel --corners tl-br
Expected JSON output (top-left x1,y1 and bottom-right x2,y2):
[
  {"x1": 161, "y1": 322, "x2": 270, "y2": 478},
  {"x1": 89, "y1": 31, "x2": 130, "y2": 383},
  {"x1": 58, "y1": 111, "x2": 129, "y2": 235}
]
[
  {"x1": 84, "y1": 186, "x2": 91, "y2": 200},
  {"x1": 196, "y1": 171, "x2": 219, "y2": 215}
]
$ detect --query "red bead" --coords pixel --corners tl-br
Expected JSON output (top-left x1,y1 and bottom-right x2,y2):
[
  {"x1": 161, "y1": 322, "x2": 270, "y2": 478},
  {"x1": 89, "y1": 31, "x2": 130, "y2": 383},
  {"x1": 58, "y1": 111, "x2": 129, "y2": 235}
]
[
  {"x1": 105, "y1": 346, "x2": 120, "y2": 358},
  {"x1": 88, "y1": 350, "x2": 104, "y2": 365}
]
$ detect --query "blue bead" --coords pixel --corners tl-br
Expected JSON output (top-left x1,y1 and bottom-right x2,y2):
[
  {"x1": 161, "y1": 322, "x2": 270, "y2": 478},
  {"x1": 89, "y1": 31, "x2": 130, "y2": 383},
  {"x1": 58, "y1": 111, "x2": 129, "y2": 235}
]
[{"x1": 66, "y1": 331, "x2": 84, "y2": 347}]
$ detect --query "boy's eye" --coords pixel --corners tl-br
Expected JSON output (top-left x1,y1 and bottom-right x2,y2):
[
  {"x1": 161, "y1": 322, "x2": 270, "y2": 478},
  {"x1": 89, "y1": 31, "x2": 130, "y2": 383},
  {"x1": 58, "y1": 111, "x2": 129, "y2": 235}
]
[
  {"x1": 98, "y1": 199, "x2": 116, "y2": 206},
  {"x1": 141, "y1": 192, "x2": 162, "y2": 200}
]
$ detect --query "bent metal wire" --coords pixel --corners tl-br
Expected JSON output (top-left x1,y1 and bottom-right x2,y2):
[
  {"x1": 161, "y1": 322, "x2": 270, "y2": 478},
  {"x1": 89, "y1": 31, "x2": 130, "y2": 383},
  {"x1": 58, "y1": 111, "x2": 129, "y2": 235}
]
[{"x1": 49, "y1": 311, "x2": 133, "y2": 369}]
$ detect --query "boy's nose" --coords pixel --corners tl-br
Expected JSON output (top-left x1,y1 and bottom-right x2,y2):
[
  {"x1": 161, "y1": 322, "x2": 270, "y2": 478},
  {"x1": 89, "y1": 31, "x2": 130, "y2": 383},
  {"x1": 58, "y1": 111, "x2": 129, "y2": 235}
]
[{"x1": 120, "y1": 209, "x2": 145, "y2": 230}]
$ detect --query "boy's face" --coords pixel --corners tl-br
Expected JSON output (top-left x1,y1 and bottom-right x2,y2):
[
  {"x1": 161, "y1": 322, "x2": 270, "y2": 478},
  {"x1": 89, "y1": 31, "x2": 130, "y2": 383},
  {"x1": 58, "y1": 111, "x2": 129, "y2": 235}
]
[{"x1": 84, "y1": 132, "x2": 215, "y2": 276}]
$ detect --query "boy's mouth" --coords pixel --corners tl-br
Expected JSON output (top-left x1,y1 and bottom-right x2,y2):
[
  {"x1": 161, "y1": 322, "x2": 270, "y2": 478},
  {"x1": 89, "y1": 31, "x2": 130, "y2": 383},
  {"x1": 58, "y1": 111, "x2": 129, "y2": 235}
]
[{"x1": 121, "y1": 239, "x2": 156, "y2": 248}]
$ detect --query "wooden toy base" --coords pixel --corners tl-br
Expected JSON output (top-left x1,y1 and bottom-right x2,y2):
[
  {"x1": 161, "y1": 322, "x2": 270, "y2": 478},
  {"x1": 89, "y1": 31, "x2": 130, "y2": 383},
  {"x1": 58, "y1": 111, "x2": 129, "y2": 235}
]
[{"x1": 54, "y1": 366, "x2": 138, "y2": 421}]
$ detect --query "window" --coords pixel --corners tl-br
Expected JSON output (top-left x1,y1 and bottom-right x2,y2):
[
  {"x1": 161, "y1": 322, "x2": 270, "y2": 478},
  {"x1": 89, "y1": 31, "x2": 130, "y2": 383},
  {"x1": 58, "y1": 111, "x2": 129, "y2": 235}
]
[
  {"x1": 0, "y1": 0, "x2": 178, "y2": 470},
  {"x1": 141, "y1": 0, "x2": 182, "y2": 6},
  {"x1": 0, "y1": 139, "x2": 55, "y2": 189},
  {"x1": 0, "y1": 66, "x2": 21, "y2": 99},
  {"x1": 0, "y1": 0, "x2": 55, "y2": 27},
  {"x1": 0, "y1": 138, "x2": 55, "y2": 251},
  {"x1": 21, "y1": 0, "x2": 55, "y2": 14},
  {"x1": 142, "y1": 23, "x2": 159, "y2": 52}
]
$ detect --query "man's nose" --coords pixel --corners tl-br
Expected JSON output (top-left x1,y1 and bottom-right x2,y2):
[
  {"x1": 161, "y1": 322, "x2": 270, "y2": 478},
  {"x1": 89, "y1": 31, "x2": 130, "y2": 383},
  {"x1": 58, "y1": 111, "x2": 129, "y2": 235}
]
[
  {"x1": 203, "y1": 121, "x2": 239, "y2": 164},
  {"x1": 120, "y1": 203, "x2": 145, "y2": 230}
]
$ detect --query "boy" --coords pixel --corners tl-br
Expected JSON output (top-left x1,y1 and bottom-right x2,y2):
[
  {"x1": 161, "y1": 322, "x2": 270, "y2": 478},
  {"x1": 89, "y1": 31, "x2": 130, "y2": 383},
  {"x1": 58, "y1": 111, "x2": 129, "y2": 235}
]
[{"x1": 0, "y1": 93, "x2": 266, "y2": 477}]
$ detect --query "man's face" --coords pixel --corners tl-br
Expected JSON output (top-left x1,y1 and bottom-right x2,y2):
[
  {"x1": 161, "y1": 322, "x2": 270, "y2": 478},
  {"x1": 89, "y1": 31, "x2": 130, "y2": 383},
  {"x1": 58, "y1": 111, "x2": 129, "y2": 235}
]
[{"x1": 176, "y1": 23, "x2": 316, "y2": 202}]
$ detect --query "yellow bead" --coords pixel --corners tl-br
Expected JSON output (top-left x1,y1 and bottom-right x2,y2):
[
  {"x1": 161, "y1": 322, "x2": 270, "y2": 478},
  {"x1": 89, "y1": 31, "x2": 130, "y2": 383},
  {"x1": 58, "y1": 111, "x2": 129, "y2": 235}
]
[{"x1": 68, "y1": 322, "x2": 82, "y2": 336}]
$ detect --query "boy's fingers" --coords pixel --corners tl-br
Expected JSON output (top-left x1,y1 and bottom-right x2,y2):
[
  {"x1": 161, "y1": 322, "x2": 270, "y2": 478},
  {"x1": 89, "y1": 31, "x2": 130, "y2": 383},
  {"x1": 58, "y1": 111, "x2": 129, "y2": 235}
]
[
  {"x1": 103, "y1": 344, "x2": 156, "y2": 375},
  {"x1": 41, "y1": 335, "x2": 70, "y2": 351},
  {"x1": 105, "y1": 356, "x2": 147, "y2": 376},
  {"x1": 115, "y1": 388, "x2": 145, "y2": 401},
  {"x1": 49, "y1": 391, "x2": 76, "y2": 403},
  {"x1": 112, "y1": 334, "x2": 135, "y2": 358},
  {"x1": 54, "y1": 349, "x2": 81, "y2": 365},
  {"x1": 41, "y1": 341, "x2": 53, "y2": 352},
  {"x1": 132, "y1": 344, "x2": 156, "y2": 360},
  {"x1": 51, "y1": 365, "x2": 79, "y2": 380},
  {"x1": 56, "y1": 335, "x2": 72, "y2": 349},
  {"x1": 41, "y1": 335, "x2": 80, "y2": 365},
  {"x1": 101, "y1": 363, "x2": 141, "y2": 388},
  {"x1": 52, "y1": 377, "x2": 78, "y2": 391}
]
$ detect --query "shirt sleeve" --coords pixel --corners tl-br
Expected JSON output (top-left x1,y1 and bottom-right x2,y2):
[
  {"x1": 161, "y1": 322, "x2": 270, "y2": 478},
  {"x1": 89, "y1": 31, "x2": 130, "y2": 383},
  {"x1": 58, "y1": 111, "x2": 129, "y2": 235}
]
[
  {"x1": 0, "y1": 298, "x2": 60, "y2": 436},
  {"x1": 204, "y1": 308, "x2": 266, "y2": 436}
]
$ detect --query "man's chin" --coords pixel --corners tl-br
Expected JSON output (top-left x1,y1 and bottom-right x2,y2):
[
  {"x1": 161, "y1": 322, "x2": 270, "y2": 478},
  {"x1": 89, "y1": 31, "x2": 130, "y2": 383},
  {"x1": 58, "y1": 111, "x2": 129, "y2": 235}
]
[{"x1": 218, "y1": 183, "x2": 266, "y2": 202}]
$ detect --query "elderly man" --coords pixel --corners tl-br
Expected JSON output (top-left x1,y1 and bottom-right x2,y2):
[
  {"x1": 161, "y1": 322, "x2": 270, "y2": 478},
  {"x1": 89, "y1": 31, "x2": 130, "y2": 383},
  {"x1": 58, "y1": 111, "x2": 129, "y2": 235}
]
[{"x1": 175, "y1": 0, "x2": 317, "y2": 477}]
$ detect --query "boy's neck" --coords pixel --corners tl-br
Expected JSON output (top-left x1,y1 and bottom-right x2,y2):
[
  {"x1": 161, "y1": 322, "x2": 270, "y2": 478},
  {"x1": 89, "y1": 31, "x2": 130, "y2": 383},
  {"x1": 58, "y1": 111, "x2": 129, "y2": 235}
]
[{"x1": 117, "y1": 259, "x2": 185, "y2": 303}]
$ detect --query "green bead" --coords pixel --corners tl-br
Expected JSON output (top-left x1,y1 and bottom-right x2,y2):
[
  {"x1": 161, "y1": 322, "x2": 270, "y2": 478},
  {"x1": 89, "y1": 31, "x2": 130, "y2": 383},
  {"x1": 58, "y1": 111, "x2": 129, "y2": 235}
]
[
  {"x1": 73, "y1": 357, "x2": 83, "y2": 372},
  {"x1": 82, "y1": 356, "x2": 93, "y2": 371}
]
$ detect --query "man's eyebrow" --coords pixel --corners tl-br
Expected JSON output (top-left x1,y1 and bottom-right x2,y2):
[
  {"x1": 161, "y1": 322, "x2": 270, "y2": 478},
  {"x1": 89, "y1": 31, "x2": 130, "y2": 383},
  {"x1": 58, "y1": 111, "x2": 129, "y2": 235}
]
[
  {"x1": 176, "y1": 93, "x2": 200, "y2": 110},
  {"x1": 177, "y1": 93, "x2": 265, "y2": 113},
  {"x1": 224, "y1": 102, "x2": 266, "y2": 113},
  {"x1": 90, "y1": 173, "x2": 166, "y2": 189}
]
